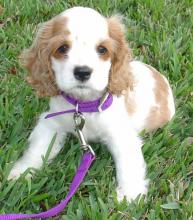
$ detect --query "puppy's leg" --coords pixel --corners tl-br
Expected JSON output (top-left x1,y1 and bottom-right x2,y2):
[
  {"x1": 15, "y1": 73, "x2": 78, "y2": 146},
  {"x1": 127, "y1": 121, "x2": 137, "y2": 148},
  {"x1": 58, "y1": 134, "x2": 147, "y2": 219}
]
[
  {"x1": 106, "y1": 129, "x2": 148, "y2": 202},
  {"x1": 8, "y1": 114, "x2": 66, "y2": 180}
]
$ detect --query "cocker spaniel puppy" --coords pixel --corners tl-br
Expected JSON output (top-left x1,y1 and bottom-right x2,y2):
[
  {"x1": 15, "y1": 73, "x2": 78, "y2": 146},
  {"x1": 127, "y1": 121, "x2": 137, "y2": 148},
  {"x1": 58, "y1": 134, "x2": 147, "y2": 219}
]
[{"x1": 8, "y1": 7, "x2": 175, "y2": 202}]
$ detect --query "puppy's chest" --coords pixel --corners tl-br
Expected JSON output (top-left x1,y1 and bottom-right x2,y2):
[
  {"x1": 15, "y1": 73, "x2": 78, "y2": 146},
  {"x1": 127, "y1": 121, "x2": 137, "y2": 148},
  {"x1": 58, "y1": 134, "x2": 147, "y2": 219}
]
[
  {"x1": 84, "y1": 115, "x2": 106, "y2": 141},
  {"x1": 55, "y1": 113, "x2": 105, "y2": 142}
]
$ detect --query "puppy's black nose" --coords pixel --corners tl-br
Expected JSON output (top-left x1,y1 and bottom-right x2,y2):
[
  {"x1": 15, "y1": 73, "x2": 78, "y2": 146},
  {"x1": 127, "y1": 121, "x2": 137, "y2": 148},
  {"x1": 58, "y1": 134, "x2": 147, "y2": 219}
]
[{"x1": 73, "y1": 66, "x2": 92, "y2": 82}]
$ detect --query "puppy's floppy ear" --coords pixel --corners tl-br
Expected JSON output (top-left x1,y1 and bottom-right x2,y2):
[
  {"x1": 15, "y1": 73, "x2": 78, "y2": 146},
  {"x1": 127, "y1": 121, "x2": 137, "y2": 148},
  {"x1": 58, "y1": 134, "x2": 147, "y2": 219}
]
[
  {"x1": 20, "y1": 17, "x2": 63, "y2": 97},
  {"x1": 107, "y1": 16, "x2": 133, "y2": 95}
]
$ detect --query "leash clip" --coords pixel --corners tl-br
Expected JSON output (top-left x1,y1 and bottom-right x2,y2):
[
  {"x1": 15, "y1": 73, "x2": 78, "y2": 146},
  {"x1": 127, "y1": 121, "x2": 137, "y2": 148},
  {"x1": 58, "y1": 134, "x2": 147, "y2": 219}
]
[{"x1": 74, "y1": 112, "x2": 95, "y2": 156}]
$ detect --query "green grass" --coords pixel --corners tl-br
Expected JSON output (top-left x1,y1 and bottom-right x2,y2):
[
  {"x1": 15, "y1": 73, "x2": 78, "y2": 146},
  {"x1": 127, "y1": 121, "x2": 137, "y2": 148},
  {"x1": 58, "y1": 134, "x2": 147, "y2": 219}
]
[{"x1": 0, "y1": 0, "x2": 193, "y2": 219}]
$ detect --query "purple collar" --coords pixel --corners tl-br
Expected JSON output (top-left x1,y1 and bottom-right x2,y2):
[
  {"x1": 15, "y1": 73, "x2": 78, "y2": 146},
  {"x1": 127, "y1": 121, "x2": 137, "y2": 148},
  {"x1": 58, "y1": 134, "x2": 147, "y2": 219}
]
[{"x1": 45, "y1": 91, "x2": 113, "y2": 119}]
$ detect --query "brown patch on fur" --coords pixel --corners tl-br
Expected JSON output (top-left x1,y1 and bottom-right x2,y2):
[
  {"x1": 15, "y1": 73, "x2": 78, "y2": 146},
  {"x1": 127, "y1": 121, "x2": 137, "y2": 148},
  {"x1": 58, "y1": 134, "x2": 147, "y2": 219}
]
[
  {"x1": 145, "y1": 65, "x2": 171, "y2": 131},
  {"x1": 97, "y1": 39, "x2": 114, "y2": 61},
  {"x1": 107, "y1": 16, "x2": 133, "y2": 95},
  {"x1": 52, "y1": 40, "x2": 72, "y2": 59},
  {"x1": 124, "y1": 89, "x2": 137, "y2": 115},
  {"x1": 20, "y1": 16, "x2": 69, "y2": 97}
]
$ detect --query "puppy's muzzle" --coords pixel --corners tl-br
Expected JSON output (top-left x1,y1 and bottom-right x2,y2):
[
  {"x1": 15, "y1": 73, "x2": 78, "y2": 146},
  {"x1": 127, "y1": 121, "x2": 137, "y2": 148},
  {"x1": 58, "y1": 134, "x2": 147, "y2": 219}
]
[{"x1": 74, "y1": 66, "x2": 93, "y2": 82}]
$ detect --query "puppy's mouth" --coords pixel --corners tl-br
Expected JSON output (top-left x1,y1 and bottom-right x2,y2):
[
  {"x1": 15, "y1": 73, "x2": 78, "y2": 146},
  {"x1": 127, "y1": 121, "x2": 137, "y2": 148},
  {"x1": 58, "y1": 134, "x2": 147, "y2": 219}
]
[
  {"x1": 64, "y1": 84, "x2": 105, "y2": 100},
  {"x1": 72, "y1": 84, "x2": 93, "y2": 94},
  {"x1": 76, "y1": 85, "x2": 90, "y2": 89}
]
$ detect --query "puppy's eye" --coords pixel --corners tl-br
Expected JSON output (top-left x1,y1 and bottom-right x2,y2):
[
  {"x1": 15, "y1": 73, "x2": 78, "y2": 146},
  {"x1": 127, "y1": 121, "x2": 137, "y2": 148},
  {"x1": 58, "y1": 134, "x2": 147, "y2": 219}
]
[
  {"x1": 57, "y1": 44, "x2": 69, "y2": 54},
  {"x1": 97, "y1": 46, "x2": 108, "y2": 55}
]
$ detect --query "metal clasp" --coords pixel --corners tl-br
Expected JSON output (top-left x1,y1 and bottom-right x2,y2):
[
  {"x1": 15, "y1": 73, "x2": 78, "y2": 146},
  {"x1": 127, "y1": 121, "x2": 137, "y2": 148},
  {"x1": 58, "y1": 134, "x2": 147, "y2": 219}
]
[{"x1": 73, "y1": 112, "x2": 95, "y2": 156}]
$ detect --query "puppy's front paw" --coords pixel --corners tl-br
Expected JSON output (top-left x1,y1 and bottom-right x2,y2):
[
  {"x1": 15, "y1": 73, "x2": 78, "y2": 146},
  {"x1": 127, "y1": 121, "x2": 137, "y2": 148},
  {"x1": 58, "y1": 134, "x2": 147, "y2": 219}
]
[
  {"x1": 8, "y1": 163, "x2": 32, "y2": 180},
  {"x1": 116, "y1": 179, "x2": 149, "y2": 203}
]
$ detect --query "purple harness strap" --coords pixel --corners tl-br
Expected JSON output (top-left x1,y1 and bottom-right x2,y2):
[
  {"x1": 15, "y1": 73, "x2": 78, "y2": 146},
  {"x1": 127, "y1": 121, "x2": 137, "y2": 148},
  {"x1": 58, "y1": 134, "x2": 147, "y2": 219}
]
[
  {"x1": 0, "y1": 153, "x2": 95, "y2": 220},
  {"x1": 1, "y1": 92, "x2": 113, "y2": 219}
]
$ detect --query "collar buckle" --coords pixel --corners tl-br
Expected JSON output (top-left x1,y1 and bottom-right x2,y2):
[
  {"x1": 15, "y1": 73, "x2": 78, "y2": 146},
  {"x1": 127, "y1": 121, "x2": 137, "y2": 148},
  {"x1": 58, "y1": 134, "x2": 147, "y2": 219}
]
[
  {"x1": 75, "y1": 102, "x2": 79, "y2": 113},
  {"x1": 98, "y1": 92, "x2": 109, "y2": 112}
]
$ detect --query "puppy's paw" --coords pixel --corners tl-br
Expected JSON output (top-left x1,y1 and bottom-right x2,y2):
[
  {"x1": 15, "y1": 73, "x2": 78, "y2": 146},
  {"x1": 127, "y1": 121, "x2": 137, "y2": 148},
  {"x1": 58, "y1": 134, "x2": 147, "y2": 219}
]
[
  {"x1": 8, "y1": 163, "x2": 32, "y2": 180},
  {"x1": 116, "y1": 179, "x2": 149, "y2": 203}
]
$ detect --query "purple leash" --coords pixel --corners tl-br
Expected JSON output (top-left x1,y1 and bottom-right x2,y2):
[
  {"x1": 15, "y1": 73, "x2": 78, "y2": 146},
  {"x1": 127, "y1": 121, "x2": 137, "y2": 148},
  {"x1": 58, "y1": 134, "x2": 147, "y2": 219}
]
[
  {"x1": 0, "y1": 92, "x2": 113, "y2": 219},
  {"x1": 0, "y1": 153, "x2": 95, "y2": 220}
]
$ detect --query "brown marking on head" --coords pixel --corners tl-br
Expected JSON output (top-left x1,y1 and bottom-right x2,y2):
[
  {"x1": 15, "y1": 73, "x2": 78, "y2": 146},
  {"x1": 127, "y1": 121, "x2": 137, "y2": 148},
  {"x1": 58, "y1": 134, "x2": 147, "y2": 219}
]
[
  {"x1": 96, "y1": 39, "x2": 114, "y2": 61},
  {"x1": 52, "y1": 40, "x2": 72, "y2": 60},
  {"x1": 20, "y1": 16, "x2": 69, "y2": 97},
  {"x1": 145, "y1": 65, "x2": 171, "y2": 131},
  {"x1": 107, "y1": 16, "x2": 133, "y2": 95}
]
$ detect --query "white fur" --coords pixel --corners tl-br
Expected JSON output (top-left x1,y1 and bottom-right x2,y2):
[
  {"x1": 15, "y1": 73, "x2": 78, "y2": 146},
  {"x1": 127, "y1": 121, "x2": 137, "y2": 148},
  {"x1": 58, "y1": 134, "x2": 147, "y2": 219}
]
[{"x1": 8, "y1": 7, "x2": 175, "y2": 203}]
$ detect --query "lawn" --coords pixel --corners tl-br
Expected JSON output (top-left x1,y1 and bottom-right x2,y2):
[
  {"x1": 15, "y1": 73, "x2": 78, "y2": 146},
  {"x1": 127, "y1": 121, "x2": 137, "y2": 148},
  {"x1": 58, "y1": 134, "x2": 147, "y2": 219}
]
[{"x1": 0, "y1": 0, "x2": 193, "y2": 219}]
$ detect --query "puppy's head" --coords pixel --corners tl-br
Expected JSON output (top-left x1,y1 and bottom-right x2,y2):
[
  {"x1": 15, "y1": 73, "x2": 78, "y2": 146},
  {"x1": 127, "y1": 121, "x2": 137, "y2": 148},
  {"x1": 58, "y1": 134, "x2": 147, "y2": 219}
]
[{"x1": 21, "y1": 7, "x2": 133, "y2": 99}]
